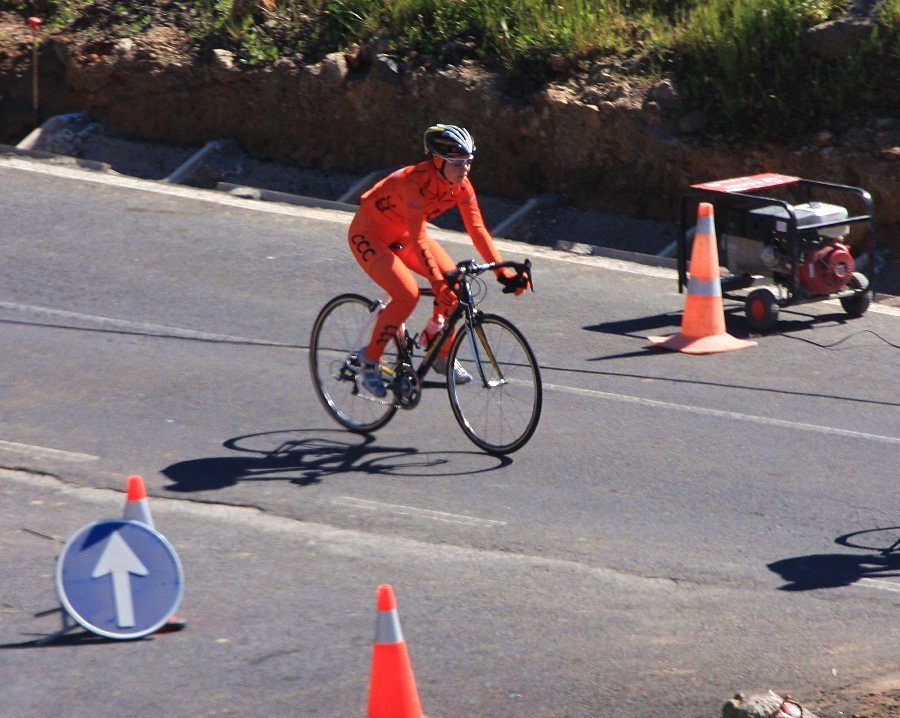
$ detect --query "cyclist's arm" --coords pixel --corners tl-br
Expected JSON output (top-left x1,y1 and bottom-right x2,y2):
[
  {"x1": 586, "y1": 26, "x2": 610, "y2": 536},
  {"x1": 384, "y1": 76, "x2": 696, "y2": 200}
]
[{"x1": 457, "y1": 182, "x2": 503, "y2": 267}]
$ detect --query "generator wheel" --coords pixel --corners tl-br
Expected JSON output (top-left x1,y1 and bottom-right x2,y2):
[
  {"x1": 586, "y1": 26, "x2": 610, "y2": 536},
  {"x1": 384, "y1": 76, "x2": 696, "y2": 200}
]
[
  {"x1": 745, "y1": 287, "x2": 779, "y2": 332},
  {"x1": 840, "y1": 272, "x2": 872, "y2": 318}
]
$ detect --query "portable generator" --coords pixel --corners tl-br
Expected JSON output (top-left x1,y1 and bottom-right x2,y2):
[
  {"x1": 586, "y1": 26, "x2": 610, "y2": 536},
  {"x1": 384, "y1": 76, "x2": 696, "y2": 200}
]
[{"x1": 678, "y1": 174, "x2": 876, "y2": 331}]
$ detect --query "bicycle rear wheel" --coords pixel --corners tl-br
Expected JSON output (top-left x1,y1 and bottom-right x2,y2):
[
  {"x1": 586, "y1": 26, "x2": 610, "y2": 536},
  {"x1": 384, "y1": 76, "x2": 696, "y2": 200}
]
[
  {"x1": 309, "y1": 293, "x2": 398, "y2": 433},
  {"x1": 447, "y1": 313, "x2": 542, "y2": 454}
]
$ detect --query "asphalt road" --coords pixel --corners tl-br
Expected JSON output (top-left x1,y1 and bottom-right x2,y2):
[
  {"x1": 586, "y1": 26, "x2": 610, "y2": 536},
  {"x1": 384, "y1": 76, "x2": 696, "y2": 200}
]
[{"x1": 1, "y1": 156, "x2": 899, "y2": 718}]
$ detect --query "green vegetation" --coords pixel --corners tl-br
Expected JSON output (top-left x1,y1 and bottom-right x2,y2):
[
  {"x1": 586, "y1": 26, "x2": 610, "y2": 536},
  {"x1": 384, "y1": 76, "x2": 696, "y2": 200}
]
[
  {"x1": 16, "y1": 0, "x2": 900, "y2": 141},
  {"x1": 674, "y1": 0, "x2": 898, "y2": 138}
]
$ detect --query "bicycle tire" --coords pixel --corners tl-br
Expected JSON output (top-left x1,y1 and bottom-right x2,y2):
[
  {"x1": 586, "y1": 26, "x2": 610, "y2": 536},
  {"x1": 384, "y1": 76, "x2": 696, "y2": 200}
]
[
  {"x1": 447, "y1": 313, "x2": 542, "y2": 454},
  {"x1": 309, "y1": 293, "x2": 398, "y2": 433}
]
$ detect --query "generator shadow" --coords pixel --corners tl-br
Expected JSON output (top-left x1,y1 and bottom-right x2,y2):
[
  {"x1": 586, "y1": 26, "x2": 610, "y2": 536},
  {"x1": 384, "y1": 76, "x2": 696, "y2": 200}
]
[{"x1": 585, "y1": 304, "x2": 862, "y2": 342}]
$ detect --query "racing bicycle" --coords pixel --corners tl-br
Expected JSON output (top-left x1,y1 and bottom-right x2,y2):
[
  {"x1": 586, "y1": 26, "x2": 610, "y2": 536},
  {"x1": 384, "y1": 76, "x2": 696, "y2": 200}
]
[{"x1": 309, "y1": 259, "x2": 542, "y2": 455}]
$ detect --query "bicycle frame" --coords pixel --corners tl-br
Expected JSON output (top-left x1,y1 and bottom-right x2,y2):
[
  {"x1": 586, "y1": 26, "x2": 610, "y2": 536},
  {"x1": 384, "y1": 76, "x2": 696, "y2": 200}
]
[
  {"x1": 384, "y1": 259, "x2": 522, "y2": 393},
  {"x1": 374, "y1": 284, "x2": 479, "y2": 398},
  {"x1": 417, "y1": 281, "x2": 501, "y2": 388}
]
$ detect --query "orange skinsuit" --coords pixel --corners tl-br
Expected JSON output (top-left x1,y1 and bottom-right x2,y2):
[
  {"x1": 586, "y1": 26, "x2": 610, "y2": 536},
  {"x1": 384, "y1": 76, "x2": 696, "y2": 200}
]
[{"x1": 348, "y1": 159, "x2": 504, "y2": 363}]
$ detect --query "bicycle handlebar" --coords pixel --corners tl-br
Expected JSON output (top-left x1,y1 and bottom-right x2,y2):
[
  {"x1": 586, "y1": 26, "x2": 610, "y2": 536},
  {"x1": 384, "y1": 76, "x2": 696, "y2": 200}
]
[{"x1": 444, "y1": 258, "x2": 533, "y2": 288}]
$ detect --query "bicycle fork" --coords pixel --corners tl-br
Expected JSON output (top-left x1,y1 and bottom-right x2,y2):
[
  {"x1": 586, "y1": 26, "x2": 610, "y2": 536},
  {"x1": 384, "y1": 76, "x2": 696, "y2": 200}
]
[{"x1": 463, "y1": 315, "x2": 507, "y2": 388}]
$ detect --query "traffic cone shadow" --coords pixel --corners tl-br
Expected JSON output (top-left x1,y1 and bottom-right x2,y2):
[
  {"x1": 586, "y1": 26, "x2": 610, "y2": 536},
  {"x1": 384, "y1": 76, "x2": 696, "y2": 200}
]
[
  {"x1": 648, "y1": 202, "x2": 757, "y2": 354},
  {"x1": 367, "y1": 584, "x2": 423, "y2": 718},
  {"x1": 122, "y1": 474, "x2": 186, "y2": 633}
]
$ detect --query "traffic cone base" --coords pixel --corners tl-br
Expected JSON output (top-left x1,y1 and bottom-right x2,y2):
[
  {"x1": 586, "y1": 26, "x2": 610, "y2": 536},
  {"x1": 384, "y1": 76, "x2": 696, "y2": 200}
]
[
  {"x1": 648, "y1": 331, "x2": 756, "y2": 354},
  {"x1": 156, "y1": 615, "x2": 187, "y2": 633},
  {"x1": 649, "y1": 202, "x2": 756, "y2": 354}
]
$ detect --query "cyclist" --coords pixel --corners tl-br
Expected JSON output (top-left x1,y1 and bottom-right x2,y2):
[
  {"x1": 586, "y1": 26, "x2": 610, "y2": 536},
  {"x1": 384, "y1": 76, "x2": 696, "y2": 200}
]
[{"x1": 348, "y1": 123, "x2": 529, "y2": 398}]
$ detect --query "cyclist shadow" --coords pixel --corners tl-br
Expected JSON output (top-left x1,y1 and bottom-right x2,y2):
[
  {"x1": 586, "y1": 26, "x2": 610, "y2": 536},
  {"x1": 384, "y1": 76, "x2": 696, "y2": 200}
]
[
  {"x1": 767, "y1": 527, "x2": 900, "y2": 591},
  {"x1": 162, "y1": 428, "x2": 510, "y2": 492}
]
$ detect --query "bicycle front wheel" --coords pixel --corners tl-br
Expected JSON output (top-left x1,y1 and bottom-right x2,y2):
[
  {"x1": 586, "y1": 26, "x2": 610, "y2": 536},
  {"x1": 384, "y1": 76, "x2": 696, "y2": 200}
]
[
  {"x1": 309, "y1": 293, "x2": 398, "y2": 433},
  {"x1": 447, "y1": 313, "x2": 542, "y2": 454}
]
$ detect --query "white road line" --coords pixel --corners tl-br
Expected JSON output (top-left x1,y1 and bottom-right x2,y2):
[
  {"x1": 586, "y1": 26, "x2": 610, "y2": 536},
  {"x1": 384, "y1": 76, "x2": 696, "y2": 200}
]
[
  {"x1": 0, "y1": 300, "x2": 288, "y2": 347},
  {"x1": 6, "y1": 297, "x2": 895, "y2": 447},
  {"x1": 0, "y1": 440, "x2": 98, "y2": 463},
  {"x1": 331, "y1": 496, "x2": 506, "y2": 527},
  {"x1": 544, "y1": 382, "x2": 900, "y2": 445},
  {"x1": 5, "y1": 302, "x2": 896, "y2": 448},
  {"x1": 858, "y1": 577, "x2": 900, "y2": 593}
]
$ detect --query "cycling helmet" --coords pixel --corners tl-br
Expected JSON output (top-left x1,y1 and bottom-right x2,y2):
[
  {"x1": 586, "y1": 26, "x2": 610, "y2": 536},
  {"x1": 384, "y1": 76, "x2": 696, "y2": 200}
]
[{"x1": 423, "y1": 124, "x2": 476, "y2": 160}]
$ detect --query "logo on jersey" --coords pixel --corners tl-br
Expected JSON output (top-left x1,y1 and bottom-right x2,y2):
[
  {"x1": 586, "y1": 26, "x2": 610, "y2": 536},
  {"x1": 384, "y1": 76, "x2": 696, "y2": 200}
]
[
  {"x1": 374, "y1": 324, "x2": 399, "y2": 352},
  {"x1": 375, "y1": 195, "x2": 396, "y2": 214},
  {"x1": 350, "y1": 233, "x2": 376, "y2": 262}
]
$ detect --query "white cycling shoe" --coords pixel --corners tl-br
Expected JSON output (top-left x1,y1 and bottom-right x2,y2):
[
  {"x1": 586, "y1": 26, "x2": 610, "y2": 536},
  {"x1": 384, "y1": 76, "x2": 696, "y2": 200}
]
[{"x1": 433, "y1": 357, "x2": 472, "y2": 384}]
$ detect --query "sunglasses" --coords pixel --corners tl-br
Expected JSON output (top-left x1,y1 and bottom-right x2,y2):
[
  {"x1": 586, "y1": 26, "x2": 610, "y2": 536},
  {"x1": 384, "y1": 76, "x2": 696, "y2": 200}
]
[{"x1": 438, "y1": 155, "x2": 474, "y2": 167}]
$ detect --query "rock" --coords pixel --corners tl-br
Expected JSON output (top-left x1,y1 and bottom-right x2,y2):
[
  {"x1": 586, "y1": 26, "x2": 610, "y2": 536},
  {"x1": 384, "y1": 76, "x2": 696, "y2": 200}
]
[
  {"x1": 811, "y1": 130, "x2": 834, "y2": 147},
  {"x1": 647, "y1": 79, "x2": 680, "y2": 111},
  {"x1": 678, "y1": 109, "x2": 706, "y2": 134},
  {"x1": 113, "y1": 38, "x2": 135, "y2": 62},
  {"x1": 874, "y1": 128, "x2": 900, "y2": 151},
  {"x1": 371, "y1": 54, "x2": 401, "y2": 83},
  {"x1": 722, "y1": 691, "x2": 823, "y2": 718},
  {"x1": 803, "y1": 17, "x2": 875, "y2": 60},
  {"x1": 317, "y1": 51, "x2": 348, "y2": 84},
  {"x1": 211, "y1": 49, "x2": 235, "y2": 72}
]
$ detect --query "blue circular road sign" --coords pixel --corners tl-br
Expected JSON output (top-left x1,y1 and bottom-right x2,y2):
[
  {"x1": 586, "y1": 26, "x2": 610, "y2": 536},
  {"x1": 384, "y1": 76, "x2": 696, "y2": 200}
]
[{"x1": 55, "y1": 518, "x2": 184, "y2": 640}]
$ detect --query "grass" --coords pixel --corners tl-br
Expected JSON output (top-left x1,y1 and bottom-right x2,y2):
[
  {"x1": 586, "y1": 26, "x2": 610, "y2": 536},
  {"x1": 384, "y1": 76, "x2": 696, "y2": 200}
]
[
  {"x1": 19, "y1": 0, "x2": 900, "y2": 141},
  {"x1": 673, "y1": 0, "x2": 899, "y2": 138}
]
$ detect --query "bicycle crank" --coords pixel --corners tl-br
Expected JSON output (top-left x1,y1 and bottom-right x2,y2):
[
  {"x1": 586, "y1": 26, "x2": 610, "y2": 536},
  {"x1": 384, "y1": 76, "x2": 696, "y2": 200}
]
[{"x1": 391, "y1": 365, "x2": 421, "y2": 409}]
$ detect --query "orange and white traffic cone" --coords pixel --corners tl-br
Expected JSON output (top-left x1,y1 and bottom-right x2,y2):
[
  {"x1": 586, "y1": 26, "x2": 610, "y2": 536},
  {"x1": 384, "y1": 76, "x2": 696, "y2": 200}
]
[
  {"x1": 122, "y1": 474, "x2": 186, "y2": 633},
  {"x1": 649, "y1": 202, "x2": 757, "y2": 354},
  {"x1": 367, "y1": 584, "x2": 423, "y2": 718},
  {"x1": 123, "y1": 474, "x2": 155, "y2": 528}
]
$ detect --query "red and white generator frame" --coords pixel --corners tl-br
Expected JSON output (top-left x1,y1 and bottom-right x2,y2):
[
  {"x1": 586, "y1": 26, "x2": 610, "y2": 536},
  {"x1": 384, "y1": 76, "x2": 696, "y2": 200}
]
[{"x1": 678, "y1": 173, "x2": 876, "y2": 331}]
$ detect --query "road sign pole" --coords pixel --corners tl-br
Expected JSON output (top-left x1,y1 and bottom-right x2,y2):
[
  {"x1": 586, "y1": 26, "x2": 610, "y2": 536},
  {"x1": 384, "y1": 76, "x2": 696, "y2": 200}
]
[{"x1": 33, "y1": 606, "x2": 82, "y2": 645}]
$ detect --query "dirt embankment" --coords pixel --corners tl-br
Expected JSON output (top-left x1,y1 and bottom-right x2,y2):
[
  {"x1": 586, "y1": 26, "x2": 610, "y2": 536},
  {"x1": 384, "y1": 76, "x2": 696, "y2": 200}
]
[{"x1": 2, "y1": 12, "x2": 899, "y2": 242}]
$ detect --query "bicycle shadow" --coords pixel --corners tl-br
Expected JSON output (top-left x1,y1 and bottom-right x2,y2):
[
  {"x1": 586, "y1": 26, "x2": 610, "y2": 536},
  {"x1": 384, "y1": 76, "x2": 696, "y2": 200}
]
[
  {"x1": 162, "y1": 428, "x2": 511, "y2": 492},
  {"x1": 767, "y1": 527, "x2": 900, "y2": 591}
]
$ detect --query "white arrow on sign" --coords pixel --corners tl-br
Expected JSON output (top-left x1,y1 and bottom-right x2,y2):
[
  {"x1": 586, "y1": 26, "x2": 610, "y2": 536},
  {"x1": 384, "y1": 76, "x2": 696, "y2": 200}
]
[{"x1": 91, "y1": 530, "x2": 149, "y2": 627}]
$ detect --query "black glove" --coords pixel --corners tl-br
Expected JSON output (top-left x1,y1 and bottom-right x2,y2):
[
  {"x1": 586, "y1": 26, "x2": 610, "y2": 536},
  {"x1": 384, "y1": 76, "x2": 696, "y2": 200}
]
[{"x1": 497, "y1": 267, "x2": 531, "y2": 295}]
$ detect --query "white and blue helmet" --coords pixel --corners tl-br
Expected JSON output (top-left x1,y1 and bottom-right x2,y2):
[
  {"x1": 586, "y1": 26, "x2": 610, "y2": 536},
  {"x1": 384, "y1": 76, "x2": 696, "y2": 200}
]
[{"x1": 423, "y1": 124, "x2": 476, "y2": 160}]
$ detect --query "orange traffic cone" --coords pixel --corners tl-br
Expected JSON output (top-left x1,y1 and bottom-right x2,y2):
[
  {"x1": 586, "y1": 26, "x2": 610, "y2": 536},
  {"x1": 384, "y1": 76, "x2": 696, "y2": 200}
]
[
  {"x1": 123, "y1": 474, "x2": 155, "y2": 528},
  {"x1": 649, "y1": 202, "x2": 757, "y2": 354},
  {"x1": 122, "y1": 474, "x2": 187, "y2": 633},
  {"x1": 367, "y1": 584, "x2": 423, "y2": 718}
]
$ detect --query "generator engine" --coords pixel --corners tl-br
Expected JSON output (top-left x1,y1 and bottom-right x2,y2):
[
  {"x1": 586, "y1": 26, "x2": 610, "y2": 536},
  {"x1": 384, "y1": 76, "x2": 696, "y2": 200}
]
[{"x1": 723, "y1": 201, "x2": 854, "y2": 295}]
